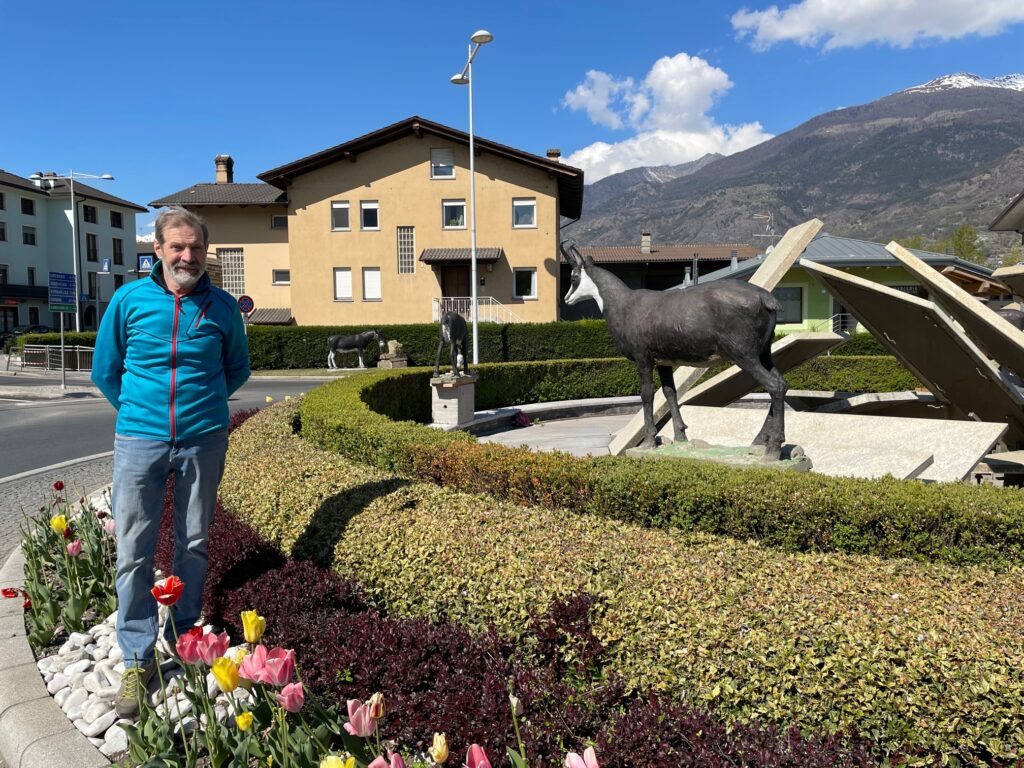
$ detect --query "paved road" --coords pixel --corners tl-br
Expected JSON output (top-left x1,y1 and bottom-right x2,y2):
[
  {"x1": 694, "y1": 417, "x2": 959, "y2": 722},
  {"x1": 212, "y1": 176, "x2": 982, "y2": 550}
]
[{"x1": 0, "y1": 370, "x2": 340, "y2": 561}]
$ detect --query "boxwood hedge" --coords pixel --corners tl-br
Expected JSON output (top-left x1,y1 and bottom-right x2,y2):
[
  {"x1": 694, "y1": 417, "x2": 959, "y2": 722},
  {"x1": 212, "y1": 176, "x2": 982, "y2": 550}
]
[
  {"x1": 298, "y1": 361, "x2": 1020, "y2": 568},
  {"x1": 222, "y1": 403, "x2": 1024, "y2": 764}
]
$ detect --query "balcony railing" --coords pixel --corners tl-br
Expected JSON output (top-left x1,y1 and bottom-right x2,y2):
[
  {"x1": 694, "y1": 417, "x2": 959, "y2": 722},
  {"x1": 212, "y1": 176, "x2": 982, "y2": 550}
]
[{"x1": 432, "y1": 296, "x2": 524, "y2": 324}]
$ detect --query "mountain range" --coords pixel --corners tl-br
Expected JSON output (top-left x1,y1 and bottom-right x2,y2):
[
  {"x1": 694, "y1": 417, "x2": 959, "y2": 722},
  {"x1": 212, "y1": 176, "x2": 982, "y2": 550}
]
[{"x1": 574, "y1": 73, "x2": 1024, "y2": 255}]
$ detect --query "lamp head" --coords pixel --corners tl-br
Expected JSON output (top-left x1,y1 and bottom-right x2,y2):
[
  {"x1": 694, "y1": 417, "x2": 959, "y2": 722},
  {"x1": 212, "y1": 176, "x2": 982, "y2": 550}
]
[
  {"x1": 29, "y1": 173, "x2": 41, "y2": 180},
  {"x1": 450, "y1": 72, "x2": 469, "y2": 85},
  {"x1": 470, "y1": 29, "x2": 493, "y2": 44},
  {"x1": 100, "y1": 174, "x2": 114, "y2": 180}
]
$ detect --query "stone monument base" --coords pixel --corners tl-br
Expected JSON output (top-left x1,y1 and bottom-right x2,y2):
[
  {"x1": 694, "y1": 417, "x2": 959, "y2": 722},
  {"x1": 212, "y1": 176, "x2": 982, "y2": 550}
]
[
  {"x1": 430, "y1": 374, "x2": 478, "y2": 427},
  {"x1": 377, "y1": 356, "x2": 408, "y2": 369},
  {"x1": 625, "y1": 439, "x2": 813, "y2": 472}
]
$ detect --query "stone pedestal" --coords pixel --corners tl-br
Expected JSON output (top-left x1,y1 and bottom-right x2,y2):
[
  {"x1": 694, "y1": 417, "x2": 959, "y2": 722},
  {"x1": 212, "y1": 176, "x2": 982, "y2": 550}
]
[
  {"x1": 430, "y1": 374, "x2": 477, "y2": 427},
  {"x1": 377, "y1": 356, "x2": 408, "y2": 369}
]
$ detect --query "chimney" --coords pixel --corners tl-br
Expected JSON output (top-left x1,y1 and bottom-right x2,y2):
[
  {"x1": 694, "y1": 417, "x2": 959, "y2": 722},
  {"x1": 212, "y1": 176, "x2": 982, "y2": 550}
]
[
  {"x1": 546, "y1": 148, "x2": 561, "y2": 162},
  {"x1": 214, "y1": 155, "x2": 234, "y2": 184},
  {"x1": 640, "y1": 231, "x2": 652, "y2": 254}
]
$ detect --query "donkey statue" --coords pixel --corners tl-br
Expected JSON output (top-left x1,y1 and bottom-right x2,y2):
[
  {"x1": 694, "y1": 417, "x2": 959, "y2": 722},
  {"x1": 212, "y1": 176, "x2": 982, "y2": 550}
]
[
  {"x1": 327, "y1": 329, "x2": 384, "y2": 369},
  {"x1": 562, "y1": 243, "x2": 789, "y2": 459},
  {"x1": 434, "y1": 311, "x2": 469, "y2": 377}
]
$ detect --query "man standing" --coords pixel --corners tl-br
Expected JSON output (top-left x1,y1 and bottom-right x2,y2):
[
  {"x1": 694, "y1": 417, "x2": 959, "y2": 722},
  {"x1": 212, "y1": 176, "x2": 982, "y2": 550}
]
[{"x1": 92, "y1": 207, "x2": 250, "y2": 717}]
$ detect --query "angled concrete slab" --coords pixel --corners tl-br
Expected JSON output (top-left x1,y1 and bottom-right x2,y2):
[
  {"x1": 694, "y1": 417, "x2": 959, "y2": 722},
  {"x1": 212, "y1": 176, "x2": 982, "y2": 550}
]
[
  {"x1": 660, "y1": 406, "x2": 1004, "y2": 482},
  {"x1": 801, "y1": 258, "x2": 1024, "y2": 448},
  {"x1": 680, "y1": 332, "x2": 846, "y2": 407},
  {"x1": 609, "y1": 218, "x2": 825, "y2": 455},
  {"x1": 993, "y1": 265, "x2": 1024, "y2": 298},
  {"x1": 887, "y1": 242, "x2": 1024, "y2": 378}
]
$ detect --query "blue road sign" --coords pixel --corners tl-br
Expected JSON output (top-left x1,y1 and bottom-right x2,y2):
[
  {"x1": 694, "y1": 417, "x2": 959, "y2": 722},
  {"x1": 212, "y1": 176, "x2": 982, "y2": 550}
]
[
  {"x1": 101, "y1": 258, "x2": 111, "y2": 273},
  {"x1": 48, "y1": 271, "x2": 76, "y2": 313},
  {"x1": 139, "y1": 255, "x2": 154, "y2": 272}
]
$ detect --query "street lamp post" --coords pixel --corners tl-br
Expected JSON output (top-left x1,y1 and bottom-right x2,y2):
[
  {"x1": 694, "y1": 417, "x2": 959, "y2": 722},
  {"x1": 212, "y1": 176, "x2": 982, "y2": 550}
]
[
  {"x1": 451, "y1": 29, "x2": 493, "y2": 366},
  {"x1": 29, "y1": 170, "x2": 114, "y2": 332}
]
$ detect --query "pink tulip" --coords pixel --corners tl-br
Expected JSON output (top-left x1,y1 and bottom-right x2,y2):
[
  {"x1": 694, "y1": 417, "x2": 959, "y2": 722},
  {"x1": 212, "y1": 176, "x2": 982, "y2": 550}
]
[
  {"x1": 196, "y1": 631, "x2": 230, "y2": 665},
  {"x1": 176, "y1": 631, "x2": 203, "y2": 665},
  {"x1": 66, "y1": 539, "x2": 83, "y2": 557},
  {"x1": 344, "y1": 699, "x2": 376, "y2": 737},
  {"x1": 238, "y1": 643, "x2": 268, "y2": 683},
  {"x1": 565, "y1": 747, "x2": 599, "y2": 768},
  {"x1": 466, "y1": 744, "x2": 492, "y2": 768},
  {"x1": 260, "y1": 647, "x2": 295, "y2": 686},
  {"x1": 276, "y1": 681, "x2": 304, "y2": 712},
  {"x1": 367, "y1": 753, "x2": 405, "y2": 768},
  {"x1": 103, "y1": 519, "x2": 117, "y2": 536}
]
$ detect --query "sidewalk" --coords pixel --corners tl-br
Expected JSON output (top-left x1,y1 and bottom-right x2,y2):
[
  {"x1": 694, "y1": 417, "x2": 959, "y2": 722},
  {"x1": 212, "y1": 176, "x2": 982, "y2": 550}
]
[{"x1": 0, "y1": 355, "x2": 100, "y2": 401}]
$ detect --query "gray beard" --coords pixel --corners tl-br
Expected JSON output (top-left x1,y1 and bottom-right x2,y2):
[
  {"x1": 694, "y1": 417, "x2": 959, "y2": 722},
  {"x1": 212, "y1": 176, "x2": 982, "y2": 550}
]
[{"x1": 170, "y1": 267, "x2": 203, "y2": 290}]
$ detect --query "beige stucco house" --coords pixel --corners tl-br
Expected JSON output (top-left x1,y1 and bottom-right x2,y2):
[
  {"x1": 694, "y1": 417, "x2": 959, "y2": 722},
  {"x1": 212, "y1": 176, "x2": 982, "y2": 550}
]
[{"x1": 151, "y1": 117, "x2": 584, "y2": 325}]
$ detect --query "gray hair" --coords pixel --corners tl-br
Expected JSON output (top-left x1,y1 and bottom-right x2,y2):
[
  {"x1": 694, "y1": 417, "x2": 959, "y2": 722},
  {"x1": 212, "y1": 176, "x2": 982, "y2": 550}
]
[{"x1": 154, "y1": 207, "x2": 209, "y2": 247}]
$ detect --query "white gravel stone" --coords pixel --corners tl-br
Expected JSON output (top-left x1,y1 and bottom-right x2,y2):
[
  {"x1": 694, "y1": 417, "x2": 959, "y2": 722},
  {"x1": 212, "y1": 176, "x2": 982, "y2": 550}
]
[
  {"x1": 42, "y1": 670, "x2": 54, "y2": 683},
  {"x1": 100, "y1": 725, "x2": 128, "y2": 756},
  {"x1": 106, "y1": 610, "x2": 118, "y2": 624},
  {"x1": 47, "y1": 673, "x2": 69, "y2": 694},
  {"x1": 89, "y1": 737, "x2": 105, "y2": 748},
  {"x1": 82, "y1": 709, "x2": 118, "y2": 737},
  {"x1": 72, "y1": 717, "x2": 88, "y2": 734},
  {"x1": 83, "y1": 671, "x2": 106, "y2": 693},
  {"x1": 68, "y1": 631, "x2": 93, "y2": 646},
  {"x1": 83, "y1": 700, "x2": 113, "y2": 725},
  {"x1": 88, "y1": 645, "x2": 107, "y2": 661},
  {"x1": 64, "y1": 658, "x2": 92, "y2": 676},
  {"x1": 54, "y1": 686, "x2": 73, "y2": 708},
  {"x1": 108, "y1": 645, "x2": 123, "y2": 663},
  {"x1": 94, "y1": 685, "x2": 119, "y2": 701},
  {"x1": 62, "y1": 687, "x2": 89, "y2": 715},
  {"x1": 57, "y1": 649, "x2": 85, "y2": 665},
  {"x1": 37, "y1": 655, "x2": 59, "y2": 673},
  {"x1": 59, "y1": 640, "x2": 73, "y2": 655}
]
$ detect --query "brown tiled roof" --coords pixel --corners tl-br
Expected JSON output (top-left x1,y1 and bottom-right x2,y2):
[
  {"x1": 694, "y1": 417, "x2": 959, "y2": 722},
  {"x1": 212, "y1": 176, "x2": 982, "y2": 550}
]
[
  {"x1": 0, "y1": 170, "x2": 45, "y2": 195},
  {"x1": 419, "y1": 247, "x2": 504, "y2": 264},
  {"x1": 259, "y1": 116, "x2": 585, "y2": 219},
  {"x1": 247, "y1": 308, "x2": 293, "y2": 324},
  {"x1": 150, "y1": 183, "x2": 287, "y2": 207},
  {"x1": 570, "y1": 244, "x2": 760, "y2": 264},
  {"x1": 0, "y1": 171, "x2": 147, "y2": 212}
]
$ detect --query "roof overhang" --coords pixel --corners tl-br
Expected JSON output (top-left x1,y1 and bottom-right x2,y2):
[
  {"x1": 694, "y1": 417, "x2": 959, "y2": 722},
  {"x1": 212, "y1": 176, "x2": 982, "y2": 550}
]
[
  {"x1": 990, "y1": 187, "x2": 1024, "y2": 234},
  {"x1": 419, "y1": 247, "x2": 504, "y2": 264},
  {"x1": 258, "y1": 116, "x2": 584, "y2": 219}
]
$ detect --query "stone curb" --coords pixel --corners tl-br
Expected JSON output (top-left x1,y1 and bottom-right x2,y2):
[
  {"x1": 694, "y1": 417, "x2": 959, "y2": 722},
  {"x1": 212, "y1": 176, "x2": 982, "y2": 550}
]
[{"x1": 0, "y1": 547, "x2": 109, "y2": 768}]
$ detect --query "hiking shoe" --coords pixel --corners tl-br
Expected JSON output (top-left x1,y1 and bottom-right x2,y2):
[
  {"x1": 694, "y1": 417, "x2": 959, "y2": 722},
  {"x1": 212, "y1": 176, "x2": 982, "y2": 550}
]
[{"x1": 115, "y1": 662, "x2": 156, "y2": 718}]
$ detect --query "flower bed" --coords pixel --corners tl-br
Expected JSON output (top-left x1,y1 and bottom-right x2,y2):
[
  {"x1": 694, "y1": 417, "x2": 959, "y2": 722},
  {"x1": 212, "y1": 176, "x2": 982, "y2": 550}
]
[{"x1": 221, "y1": 403, "x2": 1024, "y2": 764}]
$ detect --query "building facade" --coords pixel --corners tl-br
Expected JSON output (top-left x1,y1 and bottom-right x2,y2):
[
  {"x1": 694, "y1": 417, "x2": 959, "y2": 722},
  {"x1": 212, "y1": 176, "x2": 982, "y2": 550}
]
[
  {"x1": 151, "y1": 117, "x2": 584, "y2": 326},
  {"x1": 0, "y1": 170, "x2": 145, "y2": 332}
]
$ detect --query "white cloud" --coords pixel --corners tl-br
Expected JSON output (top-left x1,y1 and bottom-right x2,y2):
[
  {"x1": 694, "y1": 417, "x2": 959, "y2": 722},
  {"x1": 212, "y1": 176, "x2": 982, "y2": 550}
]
[
  {"x1": 562, "y1": 53, "x2": 772, "y2": 182},
  {"x1": 731, "y1": 0, "x2": 1024, "y2": 50}
]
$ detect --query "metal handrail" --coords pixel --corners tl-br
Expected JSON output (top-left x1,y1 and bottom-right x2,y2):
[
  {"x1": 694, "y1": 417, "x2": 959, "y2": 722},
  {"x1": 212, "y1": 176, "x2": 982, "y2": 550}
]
[
  {"x1": 19, "y1": 344, "x2": 95, "y2": 371},
  {"x1": 432, "y1": 296, "x2": 524, "y2": 324}
]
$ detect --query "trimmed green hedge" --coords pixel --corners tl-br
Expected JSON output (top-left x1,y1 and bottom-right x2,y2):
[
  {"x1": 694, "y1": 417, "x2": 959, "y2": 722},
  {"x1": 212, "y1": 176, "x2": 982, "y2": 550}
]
[
  {"x1": 831, "y1": 332, "x2": 889, "y2": 356},
  {"x1": 223, "y1": 403, "x2": 1024, "y2": 763},
  {"x1": 298, "y1": 361, "x2": 1024, "y2": 569},
  {"x1": 784, "y1": 355, "x2": 920, "y2": 391}
]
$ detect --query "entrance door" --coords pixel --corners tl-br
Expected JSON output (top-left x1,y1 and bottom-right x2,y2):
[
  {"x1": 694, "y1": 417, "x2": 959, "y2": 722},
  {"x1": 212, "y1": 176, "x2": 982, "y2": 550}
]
[
  {"x1": 831, "y1": 297, "x2": 857, "y2": 333},
  {"x1": 0, "y1": 307, "x2": 17, "y2": 333},
  {"x1": 441, "y1": 266, "x2": 470, "y2": 297}
]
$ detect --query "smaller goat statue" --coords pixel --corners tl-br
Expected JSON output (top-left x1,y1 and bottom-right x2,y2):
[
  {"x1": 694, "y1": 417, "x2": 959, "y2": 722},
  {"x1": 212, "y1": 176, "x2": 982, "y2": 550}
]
[
  {"x1": 562, "y1": 242, "x2": 789, "y2": 459},
  {"x1": 327, "y1": 329, "x2": 384, "y2": 369},
  {"x1": 434, "y1": 311, "x2": 470, "y2": 377}
]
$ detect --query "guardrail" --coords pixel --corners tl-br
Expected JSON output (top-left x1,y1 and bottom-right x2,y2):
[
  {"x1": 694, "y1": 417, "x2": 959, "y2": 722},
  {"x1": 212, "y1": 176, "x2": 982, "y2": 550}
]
[
  {"x1": 16, "y1": 344, "x2": 95, "y2": 372},
  {"x1": 432, "y1": 296, "x2": 524, "y2": 324}
]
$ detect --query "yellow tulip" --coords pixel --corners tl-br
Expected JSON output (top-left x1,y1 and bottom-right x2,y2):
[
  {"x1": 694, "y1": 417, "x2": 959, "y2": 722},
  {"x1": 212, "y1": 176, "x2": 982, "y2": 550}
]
[
  {"x1": 235, "y1": 711, "x2": 254, "y2": 731},
  {"x1": 429, "y1": 732, "x2": 449, "y2": 764},
  {"x1": 319, "y1": 757, "x2": 354, "y2": 768},
  {"x1": 368, "y1": 691, "x2": 385, "y2": 719},
  {"x1": 241, "y1": 610, "x2": 266, "y2": 644},
  {"x1": 212, "y1": 657, "x2": 239, "y2": 693},
  {"x1": 265, "y1": 396, "x2": 274, "y2": 403},
  {"x1": 50, "y1": 515, "x2": 68, "y2": 536},
  {"x1": 234, "y1": 647, "x2": 249, "y2": 664}
]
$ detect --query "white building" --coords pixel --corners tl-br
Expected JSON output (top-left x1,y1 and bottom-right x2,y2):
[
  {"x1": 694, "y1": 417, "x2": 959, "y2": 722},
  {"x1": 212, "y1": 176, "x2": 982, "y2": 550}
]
[{"x1": 0, "y1": 169, "x2": 147, "y2": 333}]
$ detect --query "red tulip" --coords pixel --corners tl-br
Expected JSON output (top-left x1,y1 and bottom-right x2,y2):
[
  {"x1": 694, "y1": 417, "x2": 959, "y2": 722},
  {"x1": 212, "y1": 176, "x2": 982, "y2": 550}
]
[
  {"x1": 2, "y1": 588, "x2": 19, "y2": 598},
  {"x1": 276, "y1": 681, "x2": 304, "y2": 712},
  {"x1": 466, "y1": 744, "x2": 492, "y2": 768},
  {"x1": 151, "y1": 575, "x2": 184, "y2": 606},
  {"x1": 23, "y1": 599, "x2": 32, "y2": 610},
  {"x1": 95, "y1": 509, "x2": 107, "y2": 519},
  {"x1": 53, "y1": 480, "x2": 65, "y2": 491}
]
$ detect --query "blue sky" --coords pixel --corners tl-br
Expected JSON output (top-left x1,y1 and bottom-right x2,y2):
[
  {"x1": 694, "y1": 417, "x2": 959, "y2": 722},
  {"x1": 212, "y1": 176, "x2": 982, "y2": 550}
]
[{"x1": 5, "y1": 0, "x2": 1023, "y2": 237}]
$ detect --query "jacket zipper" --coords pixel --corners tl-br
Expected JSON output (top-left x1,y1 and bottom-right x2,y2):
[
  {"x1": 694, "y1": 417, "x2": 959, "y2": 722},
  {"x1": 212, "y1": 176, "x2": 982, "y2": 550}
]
[
  {"x1": 170, "y1": 296, "x2": 181, "y2": 440},
  {"x1": 194, "y1": 300, "x2": 212, "y2": 329}
]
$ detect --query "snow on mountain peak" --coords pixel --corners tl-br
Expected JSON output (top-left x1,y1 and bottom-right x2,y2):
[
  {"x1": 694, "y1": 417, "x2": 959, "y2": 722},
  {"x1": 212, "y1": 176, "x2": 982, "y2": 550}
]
[{"x1": 905, "y1": 72, "x2": 1024, "y2": 94}]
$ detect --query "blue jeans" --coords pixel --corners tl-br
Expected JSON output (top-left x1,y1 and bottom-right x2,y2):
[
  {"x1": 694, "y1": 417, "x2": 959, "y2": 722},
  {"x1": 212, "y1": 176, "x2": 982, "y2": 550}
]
[{"x1": 112, "y1": 429, "x2": 228, "y2": 669}]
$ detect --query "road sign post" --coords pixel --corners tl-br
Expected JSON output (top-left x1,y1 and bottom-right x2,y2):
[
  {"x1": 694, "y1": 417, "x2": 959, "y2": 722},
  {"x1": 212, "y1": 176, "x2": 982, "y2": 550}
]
[
  {"x1": 49, "y1": 272, "x2": 76, "y2": 390},
  {"x1": 237, "y1": 295, "x2": 254, "y2": 336}
]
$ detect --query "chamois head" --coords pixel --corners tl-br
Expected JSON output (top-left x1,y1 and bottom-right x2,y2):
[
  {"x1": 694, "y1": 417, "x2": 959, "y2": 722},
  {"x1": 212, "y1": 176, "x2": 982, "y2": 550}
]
[{"x1": 561, "y1": 242, "x2": 603, "y2": 311}]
